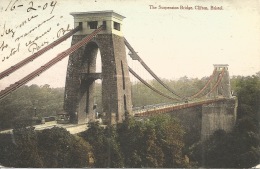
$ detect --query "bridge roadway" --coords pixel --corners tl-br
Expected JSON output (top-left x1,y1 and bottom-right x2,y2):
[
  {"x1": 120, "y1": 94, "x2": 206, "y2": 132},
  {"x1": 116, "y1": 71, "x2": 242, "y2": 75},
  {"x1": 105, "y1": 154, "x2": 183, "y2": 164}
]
[{"x1": 133, "y1": 97, "x2": 227, "y2": 117}]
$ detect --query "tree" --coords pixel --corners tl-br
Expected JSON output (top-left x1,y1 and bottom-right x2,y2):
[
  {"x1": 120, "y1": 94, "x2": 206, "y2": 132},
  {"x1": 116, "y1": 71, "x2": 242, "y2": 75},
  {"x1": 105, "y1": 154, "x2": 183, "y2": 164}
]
[
  {"x1": 149, "y1": 115, "x2": 189, "y2": 167},
  {"x1": 104, "y1": 125, "x2": 124, "y2": 168},
  {"x1": 0, "y1": 127, "x2": 92, "y2": 168},
  {"x1": 118, "y1": 115, "x2": 188, "y2": 168},
  {"x1": 142, "y1": 126, "x2": 164, "y2": 167},
  {"x1": 37, "y1": 127, "x2": 92, "y2": 168},
  {"x1": 82, "y1": 115, "x2": 188, "y2": 168},
  {"x1": 80, "y1": 122, "x2": 108, "y2": 167},
  {"x1": 0, "y1": 127, "x2": 43, "y2": 168},
  {"x1": 232, "y1": 75, "x2": 260, "y2": 120},
  {"x1": 81, "y1": 122, "x2": 124, "y2": 168},
  {"x1": 117, "y1": 117, "x2": 144, "y2": 167}
]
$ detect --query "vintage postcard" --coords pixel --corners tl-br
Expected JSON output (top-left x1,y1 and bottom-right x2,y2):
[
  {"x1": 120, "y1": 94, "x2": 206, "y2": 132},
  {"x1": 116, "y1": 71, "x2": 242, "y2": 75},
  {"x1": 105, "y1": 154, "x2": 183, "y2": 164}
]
[{"x1": 0, "y1": 0, "x2": 259, "y2": 168}]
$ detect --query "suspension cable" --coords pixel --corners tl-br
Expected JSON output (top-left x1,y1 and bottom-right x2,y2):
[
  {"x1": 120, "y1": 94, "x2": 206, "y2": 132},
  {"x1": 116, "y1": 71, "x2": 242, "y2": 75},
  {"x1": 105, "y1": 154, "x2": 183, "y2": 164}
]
[
  {"x1": 124, "y1": 38, "x2": 184, "y2": 100},
  {"x1": 129, "y1": 66, "x2": 180, "y2": 101},
  {"x1": 0, "y1": 25, "x2": 82, "y2": 80},
  {"x1": 0, "y1": 26, "x2": 104, "y2": 100},
  {"x1": 187, "y1": 68, "x2": 217, "y2": 99},
  {"x1": 200, "y1": 68, "x2": 225, "y2": 98}
]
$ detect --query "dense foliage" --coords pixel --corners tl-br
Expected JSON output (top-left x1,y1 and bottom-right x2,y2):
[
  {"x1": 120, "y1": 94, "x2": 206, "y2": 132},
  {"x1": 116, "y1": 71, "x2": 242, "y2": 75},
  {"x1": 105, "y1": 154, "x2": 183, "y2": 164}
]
[
  {"x1": 0, "y1": 127, "x2": 92, "y2": 168},
  {"x1": 80, "y1": 115, "x2": 189, "y2": 168},
  {"x1": 0, "y1": 115, "x2": 188, "y2": 168}
]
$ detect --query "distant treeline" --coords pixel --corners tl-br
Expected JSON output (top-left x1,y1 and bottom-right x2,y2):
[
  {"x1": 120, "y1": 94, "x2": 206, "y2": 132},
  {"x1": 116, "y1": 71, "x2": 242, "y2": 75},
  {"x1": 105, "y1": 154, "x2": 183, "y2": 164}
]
[{"x1": 0, "y1": 84, "x2": 64, "y2": 130}]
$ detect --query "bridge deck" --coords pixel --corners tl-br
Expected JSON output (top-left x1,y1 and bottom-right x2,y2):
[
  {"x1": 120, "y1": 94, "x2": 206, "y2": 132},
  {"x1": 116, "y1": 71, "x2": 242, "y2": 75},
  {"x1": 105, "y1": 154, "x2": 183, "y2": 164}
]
[{"x1": 133, "y1": 97, "x2": 228, "y2": 117}]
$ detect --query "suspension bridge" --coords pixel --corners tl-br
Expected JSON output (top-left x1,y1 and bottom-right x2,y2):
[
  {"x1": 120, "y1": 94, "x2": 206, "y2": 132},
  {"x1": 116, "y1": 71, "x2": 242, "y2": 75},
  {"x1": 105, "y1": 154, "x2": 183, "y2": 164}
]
[{"x1": 0, "y1": 11, "x2": 237, "y2": 139}]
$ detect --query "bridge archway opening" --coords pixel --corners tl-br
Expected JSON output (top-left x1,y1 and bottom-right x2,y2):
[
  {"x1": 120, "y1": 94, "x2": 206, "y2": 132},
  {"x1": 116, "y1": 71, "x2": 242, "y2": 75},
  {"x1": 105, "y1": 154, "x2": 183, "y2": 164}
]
[
  {"x1": 95, "y1": 50, "x2": 102, "y2": 118},
  {"x1": 79, "y1": 41, "x2": 103, "y2": 122}
]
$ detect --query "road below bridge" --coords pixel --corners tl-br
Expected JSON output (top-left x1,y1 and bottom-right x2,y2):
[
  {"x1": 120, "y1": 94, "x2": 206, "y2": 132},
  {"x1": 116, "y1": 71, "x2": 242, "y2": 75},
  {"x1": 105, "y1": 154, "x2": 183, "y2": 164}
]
[{"x1": 0, "y1": 121, "x2": 90, "y2": 135}]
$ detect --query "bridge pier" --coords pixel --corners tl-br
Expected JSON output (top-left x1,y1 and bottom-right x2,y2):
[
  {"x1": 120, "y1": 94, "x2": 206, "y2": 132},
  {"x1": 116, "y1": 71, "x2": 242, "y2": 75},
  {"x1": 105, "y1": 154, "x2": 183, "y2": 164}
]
[
  {"x1": 201, "y1": 97, "x2": 237, "y2": 140},
  {"x1": 201, "y1": 64, "x2": 237, "y2": 139}
]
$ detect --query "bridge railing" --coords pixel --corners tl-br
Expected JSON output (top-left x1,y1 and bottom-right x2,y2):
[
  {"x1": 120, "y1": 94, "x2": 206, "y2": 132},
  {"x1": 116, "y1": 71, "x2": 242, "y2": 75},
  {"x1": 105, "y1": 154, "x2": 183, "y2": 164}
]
[
  {"x1": 133, "y1": 102, "x2": 182, "y2": 114},
  {"x1": 133, "y1": 97, "x2": 226, "y2": 116}
]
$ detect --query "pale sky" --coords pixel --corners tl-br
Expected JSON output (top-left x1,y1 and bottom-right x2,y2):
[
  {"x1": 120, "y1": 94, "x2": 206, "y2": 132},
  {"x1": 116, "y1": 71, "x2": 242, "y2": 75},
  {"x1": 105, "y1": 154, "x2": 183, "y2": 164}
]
[{"x1": 0, "y1": 0, "x2": 259, "y2": 89}]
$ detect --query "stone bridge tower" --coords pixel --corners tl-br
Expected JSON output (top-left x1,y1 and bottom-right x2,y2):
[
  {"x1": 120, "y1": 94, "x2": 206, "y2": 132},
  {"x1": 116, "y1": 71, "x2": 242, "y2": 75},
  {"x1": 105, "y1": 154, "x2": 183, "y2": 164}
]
[
  {"x1": 202, "y1": 64, "x2": 237, "y2": 140},
  {"x1": 209, "y1": 64, "x2": 232, "y2": 98},
  {"x1": 64, "y1": 11, "x2": 132, "y2": 124}
]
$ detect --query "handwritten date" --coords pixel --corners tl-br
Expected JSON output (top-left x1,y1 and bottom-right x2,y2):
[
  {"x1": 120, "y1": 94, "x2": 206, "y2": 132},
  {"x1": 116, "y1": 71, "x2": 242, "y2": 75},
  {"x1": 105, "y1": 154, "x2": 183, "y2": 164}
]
[{"x1": 5, "y1": 0, "x2": 57, "y2": 14}]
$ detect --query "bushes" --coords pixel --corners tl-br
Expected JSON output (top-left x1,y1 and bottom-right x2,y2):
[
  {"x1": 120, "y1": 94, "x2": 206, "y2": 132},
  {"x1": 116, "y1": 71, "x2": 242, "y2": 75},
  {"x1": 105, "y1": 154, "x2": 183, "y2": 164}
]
[
  {"x1": 0, "y1": 116, "x2": 188, "y2": 168},
  {"x1": 0, "y1": 127, "x2": 92, "y2": 168},
  {"x1": 81, "y1": 115, "x2": 189, "y2": 168}
]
